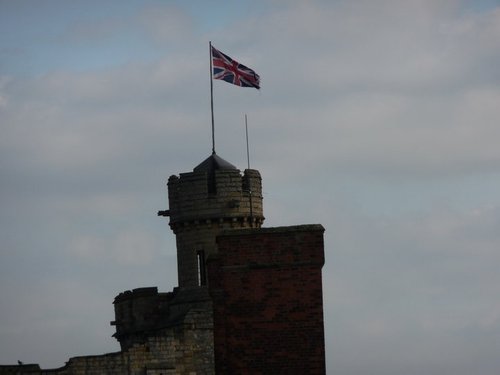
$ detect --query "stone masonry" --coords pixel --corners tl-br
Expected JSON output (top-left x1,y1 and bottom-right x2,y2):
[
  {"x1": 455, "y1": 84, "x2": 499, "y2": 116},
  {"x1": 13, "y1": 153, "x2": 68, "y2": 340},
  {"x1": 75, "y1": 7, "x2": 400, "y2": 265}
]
[{"x1": 0, "y1": 152, "x2": 326, "y2": 374}]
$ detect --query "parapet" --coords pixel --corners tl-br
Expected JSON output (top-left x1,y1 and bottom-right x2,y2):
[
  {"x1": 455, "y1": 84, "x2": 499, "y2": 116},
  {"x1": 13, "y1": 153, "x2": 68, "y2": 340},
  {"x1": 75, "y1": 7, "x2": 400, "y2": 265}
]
[
  {"x1": 111, "y1": 286, "x2": 213, "y2": 351},
  {"x1": 111, "y1": 287, "x2": 171, "y2": 350},
  {"x1": 213, "y1": 224, "x2": 326, "y2": 268},
  {"x1": 167, "y1": 155, "x2": 264, "y2": 232}
]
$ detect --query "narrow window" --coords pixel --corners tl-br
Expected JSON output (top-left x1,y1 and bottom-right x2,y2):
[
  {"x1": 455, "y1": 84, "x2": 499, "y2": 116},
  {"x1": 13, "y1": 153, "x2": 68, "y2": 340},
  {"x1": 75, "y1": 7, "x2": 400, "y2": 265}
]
[{"x1": 197, "y1": 250, "x2": 206, "y2": 286}]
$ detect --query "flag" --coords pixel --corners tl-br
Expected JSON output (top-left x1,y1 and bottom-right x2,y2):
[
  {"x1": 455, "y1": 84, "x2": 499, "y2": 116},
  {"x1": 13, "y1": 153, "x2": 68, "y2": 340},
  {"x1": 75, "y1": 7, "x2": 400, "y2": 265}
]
[{"x1": 211, "y1": 45, "x2": 260, "y2": 89}]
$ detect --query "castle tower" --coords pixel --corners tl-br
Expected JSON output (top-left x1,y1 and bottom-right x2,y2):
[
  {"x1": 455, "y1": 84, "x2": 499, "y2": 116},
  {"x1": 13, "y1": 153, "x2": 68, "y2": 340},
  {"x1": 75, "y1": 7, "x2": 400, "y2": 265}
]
[
  {"x1": 1, "y1": 151, "x2": 326, "y2": 375},
  {"x1": 159, "y1": 153, "x2": 264, "y2": 287}
]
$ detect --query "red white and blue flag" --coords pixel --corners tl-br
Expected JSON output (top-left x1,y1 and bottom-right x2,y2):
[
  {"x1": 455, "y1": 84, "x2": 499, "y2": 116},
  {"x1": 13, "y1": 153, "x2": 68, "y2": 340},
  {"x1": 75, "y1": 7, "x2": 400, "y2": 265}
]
[{"x1": 211, "y1": 45, "x2": 260, "y2": 89}]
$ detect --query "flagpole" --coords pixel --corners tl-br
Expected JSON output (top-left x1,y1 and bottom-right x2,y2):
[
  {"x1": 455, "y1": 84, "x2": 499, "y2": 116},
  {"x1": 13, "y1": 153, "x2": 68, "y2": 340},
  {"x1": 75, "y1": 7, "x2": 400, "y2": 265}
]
[{"x1": 209, "y1": 41, "x2": 216, "y2": 155}]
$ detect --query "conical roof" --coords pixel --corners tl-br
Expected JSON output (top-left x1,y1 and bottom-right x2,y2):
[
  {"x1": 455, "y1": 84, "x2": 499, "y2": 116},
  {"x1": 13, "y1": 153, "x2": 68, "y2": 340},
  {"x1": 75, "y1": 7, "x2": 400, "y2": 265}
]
[{"x1": 193, "y1": 153, "x2": 237, "y2": 173}]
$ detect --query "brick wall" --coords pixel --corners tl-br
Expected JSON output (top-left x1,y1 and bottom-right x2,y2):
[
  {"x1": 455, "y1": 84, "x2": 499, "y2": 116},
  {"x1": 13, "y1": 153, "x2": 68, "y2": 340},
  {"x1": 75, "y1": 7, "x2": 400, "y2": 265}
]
[{"x1": 208, "y1": 225, "x2": 326, "y2": 374}]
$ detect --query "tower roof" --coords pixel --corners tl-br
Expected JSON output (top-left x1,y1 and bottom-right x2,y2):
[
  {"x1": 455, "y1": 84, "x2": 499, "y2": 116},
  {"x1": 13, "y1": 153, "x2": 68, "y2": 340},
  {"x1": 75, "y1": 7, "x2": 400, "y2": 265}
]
[{"x1": 193, "y1": 153, "x2": 237, "y2": 173}]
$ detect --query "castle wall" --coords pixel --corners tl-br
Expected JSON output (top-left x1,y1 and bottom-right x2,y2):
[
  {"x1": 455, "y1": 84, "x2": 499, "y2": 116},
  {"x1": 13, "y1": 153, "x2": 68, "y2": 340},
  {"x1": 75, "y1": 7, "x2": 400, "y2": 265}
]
[
  {"x1": 0, "y1": 298, "x2": 214, "y2": 375},
  {"x1": 49, "y1": 313, "x2": 212, "y2": 375},
  {"x1": 109, "y1": 287, "x2": 214, "y2": 374},
  {"x1": 2, "y1": 158, "x2": 326, "y2": 375},
  {"x1": 112, "y1": 287, "x2": 171, "y2": 351},
  {"x1": 208, "y1": 224, "x2": 326, "y2": 375}
]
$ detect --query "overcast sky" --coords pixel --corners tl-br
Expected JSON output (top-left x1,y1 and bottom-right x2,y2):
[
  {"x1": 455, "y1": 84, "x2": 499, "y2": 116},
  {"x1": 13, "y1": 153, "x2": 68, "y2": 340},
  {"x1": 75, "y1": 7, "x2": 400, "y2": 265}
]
[{"x1": 1, "y1": 1, "x2": 500, "y2": 374}]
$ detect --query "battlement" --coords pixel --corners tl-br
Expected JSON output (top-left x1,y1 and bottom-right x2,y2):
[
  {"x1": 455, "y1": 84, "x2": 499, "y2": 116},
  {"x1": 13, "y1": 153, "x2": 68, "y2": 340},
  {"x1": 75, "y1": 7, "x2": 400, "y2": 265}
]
[
  {"x1": 167, "y1": 168, "x2": 264, "y2": 231},
  {"x1": 111, "y1": 286, "x2": 213, "y2": 352},
  {"x1": 111, "y1": 287, "x2": 171, "y2": 350}
]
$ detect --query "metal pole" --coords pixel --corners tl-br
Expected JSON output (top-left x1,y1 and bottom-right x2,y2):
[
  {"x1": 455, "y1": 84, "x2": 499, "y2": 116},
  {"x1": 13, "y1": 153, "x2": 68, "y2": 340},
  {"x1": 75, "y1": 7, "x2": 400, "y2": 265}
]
[
  {"x1": 245, "y1": 114, "x2": 250, "y2": 169},
  {"x1": 210, "y1": 41, "x2": 215, "y2": 154}
]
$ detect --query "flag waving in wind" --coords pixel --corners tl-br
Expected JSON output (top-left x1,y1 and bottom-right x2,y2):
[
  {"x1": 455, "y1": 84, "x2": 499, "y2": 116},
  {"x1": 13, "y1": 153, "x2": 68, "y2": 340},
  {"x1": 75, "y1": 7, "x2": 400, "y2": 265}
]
[{"x1": 211, "y1": 45, "x2": 260, "y2": 89}]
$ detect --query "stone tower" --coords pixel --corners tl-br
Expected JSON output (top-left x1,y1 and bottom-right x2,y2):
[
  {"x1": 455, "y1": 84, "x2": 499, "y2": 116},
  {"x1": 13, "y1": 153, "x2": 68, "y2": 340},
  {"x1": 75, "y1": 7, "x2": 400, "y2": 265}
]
[
  {"x1": 161, "y1": 152, "x2": 264, "y2": 287},
  {"x1": 0, "y1": 152, "x2": 326, "y2": 375}
]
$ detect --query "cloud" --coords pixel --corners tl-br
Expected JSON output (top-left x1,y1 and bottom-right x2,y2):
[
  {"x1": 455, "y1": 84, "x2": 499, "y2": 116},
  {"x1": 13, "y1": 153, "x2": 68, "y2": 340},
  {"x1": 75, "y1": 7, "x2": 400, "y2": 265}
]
[
  {"x1": 70, "y1": 230, "x2": 160, "y2": 266},
  {"x1": 324, "y1": 204, "x2": 500, "y2": 374},
  {"x1": 188, "y1": 0, "x2": 500, "y2": 180},
  {"x1": 2, "y1": 0, "x2": 499, "y2": 181},
  {"x1": 138, "y1": 3, "x2": 195, "y2": 44},
  {"x1": 1, "y1": 1, "x2": 500, "y2": 373},
  {"x1": 0, "y1": 56, "x2": 209, "y2": 180}
]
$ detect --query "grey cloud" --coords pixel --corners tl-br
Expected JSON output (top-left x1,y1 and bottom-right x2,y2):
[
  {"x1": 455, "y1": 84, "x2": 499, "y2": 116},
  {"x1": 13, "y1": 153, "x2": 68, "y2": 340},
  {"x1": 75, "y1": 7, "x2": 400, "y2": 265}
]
[{"x1": 1, "y1": 1, "x2": 500, "y2": 373}]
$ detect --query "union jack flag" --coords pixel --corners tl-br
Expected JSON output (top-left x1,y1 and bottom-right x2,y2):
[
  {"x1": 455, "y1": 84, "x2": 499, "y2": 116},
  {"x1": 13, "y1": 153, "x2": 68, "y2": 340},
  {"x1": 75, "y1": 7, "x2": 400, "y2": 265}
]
[{"x1": 211, "y1": 45, "x2": 260, "y2": 89}]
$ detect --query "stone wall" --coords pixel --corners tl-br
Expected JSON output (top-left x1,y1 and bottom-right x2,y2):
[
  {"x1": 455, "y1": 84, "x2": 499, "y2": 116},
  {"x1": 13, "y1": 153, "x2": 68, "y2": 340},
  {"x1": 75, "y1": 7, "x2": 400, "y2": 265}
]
[
  {"x1": 0, "y1": 294, "x2": 214, "y2": 375},
  {"x1": 167, "y1": 169, "x2": 263, "y2": 227},
  {"x1": 112, "y1": 287, "x2": 172, "y2": 351},
  {"x1": 208, "y1": 225, "x2": 326, "y2": 374}
]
